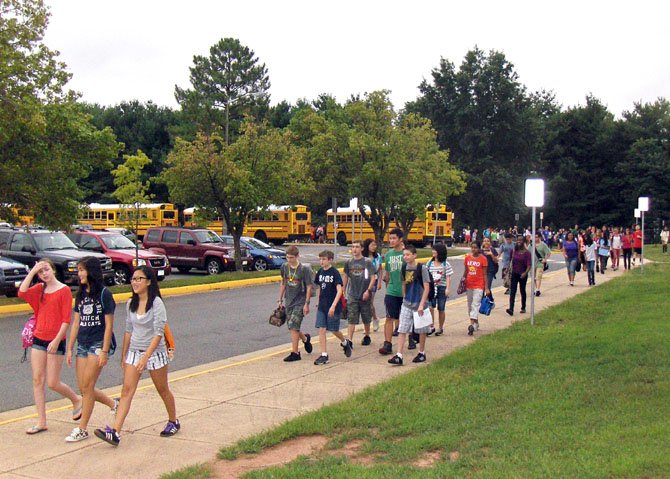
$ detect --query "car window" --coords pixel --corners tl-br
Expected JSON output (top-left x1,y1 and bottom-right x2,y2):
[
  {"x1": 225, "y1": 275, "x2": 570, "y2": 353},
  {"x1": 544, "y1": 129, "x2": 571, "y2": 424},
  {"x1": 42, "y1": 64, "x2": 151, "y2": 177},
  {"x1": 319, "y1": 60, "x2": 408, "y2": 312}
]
[
  {"x1": 10, "y1": 233, "x2": 31, "y2": 252},
  {"x1": 80, "y1": 235, "x2": 102, "y2": 250},
  {"x1": 32, "y1": 232, "x2": 77, "y2": 250},
  {"x1": 145, "y1": 229, "x2": 160, "y2": 242},
  {"x1": 193, "y1": 230, "x2": 222, "y2": 243},
  {"x1": 179, "y1": 232, "x2": 195, "y2": 244},
  {"x1": 162, "y1": 230, "x2": 178, "y2": 243},
  {"x1": 100, "y1": 234, "x2": 135, "y2": 249},
  {"x1": 0, "y1": 231, "x2": 10, "y2": 249},
  {"x1": 245, "y1": 237, "x2": 271, "y2": 249}
]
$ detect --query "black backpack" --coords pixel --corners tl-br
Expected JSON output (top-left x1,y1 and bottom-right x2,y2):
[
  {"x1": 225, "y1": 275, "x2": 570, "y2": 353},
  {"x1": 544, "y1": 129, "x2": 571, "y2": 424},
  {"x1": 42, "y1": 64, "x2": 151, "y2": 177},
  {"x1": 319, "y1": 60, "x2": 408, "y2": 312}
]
[{"x1": 401, "y1": 262, "x2": 435, "y2": 302}]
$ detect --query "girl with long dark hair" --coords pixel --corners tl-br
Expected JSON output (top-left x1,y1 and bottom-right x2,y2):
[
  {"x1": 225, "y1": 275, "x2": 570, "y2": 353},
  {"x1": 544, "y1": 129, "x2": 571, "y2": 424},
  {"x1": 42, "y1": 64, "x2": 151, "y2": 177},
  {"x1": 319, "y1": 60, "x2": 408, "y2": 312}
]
[
  {"x1": 426, "y1": 243, "x2": 453, "y2": 336},
  {"x1": 362, "y1": 238, "x2": 382, "y2": 332},
  {"x1": 95, "y1": 266, "x2": 179, "y2": 446},
  {"x1": 505, "y1": 236, "x2": 531, "y2": 316},
  {"x1": 562, "y1": 232, "x2": 579, "y2": 286}
]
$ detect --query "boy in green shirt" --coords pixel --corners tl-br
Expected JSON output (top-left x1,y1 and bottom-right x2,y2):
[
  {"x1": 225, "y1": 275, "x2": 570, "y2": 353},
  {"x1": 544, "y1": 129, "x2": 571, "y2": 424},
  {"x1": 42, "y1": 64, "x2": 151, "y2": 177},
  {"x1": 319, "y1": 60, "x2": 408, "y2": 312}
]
[{"x1": 379, "y1": 228, "x2": 405, "y2": 355}]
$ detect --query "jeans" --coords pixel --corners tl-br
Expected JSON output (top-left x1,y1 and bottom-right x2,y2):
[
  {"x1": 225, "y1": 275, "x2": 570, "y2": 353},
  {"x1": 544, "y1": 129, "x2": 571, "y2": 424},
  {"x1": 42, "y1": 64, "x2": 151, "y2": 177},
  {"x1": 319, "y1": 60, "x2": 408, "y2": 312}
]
[
  {"x1": 509, "y1": 272, "x2": 527, "y2": 312},
  {"x1": 587, "y1": 260, "x2": 596, "y2": 285},
  {"x1": 466, "y1": 288, "x2": 484, "y2": 320},
  {"x1": 565, "y1": 257, "x2": 578, "y2": 275}
]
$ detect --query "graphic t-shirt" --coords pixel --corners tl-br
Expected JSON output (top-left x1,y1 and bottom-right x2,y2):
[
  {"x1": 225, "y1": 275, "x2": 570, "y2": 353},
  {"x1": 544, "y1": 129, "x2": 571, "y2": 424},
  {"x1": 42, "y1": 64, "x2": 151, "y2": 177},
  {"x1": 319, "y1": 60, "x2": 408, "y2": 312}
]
[
  {"x1": 280, "y1": 263, "x2": 313, "y2": 309},
  {"x1": 344, "y1": 257, "x2": 375, "y2": 301},
  {"x1": 384, "y1": 249, "x2": 405, "y2": 298},
  {"x1": 74, "y1": 288, "x2": 115, "y2": 345},
  {"x1": 598, "y1": 238, "x2": 610, "y2": 257},
  {"x1": 19, "y1": 284, "x2": 72, "y2": 341},
  {"x1": 464, "y1": 255, "x2": 488, "y2": 290},
  {"x1": 403, "y1": 263, "x2": 431, "y2": 311},
  {"x1": 633, "y1": 231, "x2": 642, "y2": 248},
  {"x1": 315, "y1": 267, "x2": 343, "y2": 314},
  {"x1": 427, "y1": 260, "x2": 453, "y2": 287}
]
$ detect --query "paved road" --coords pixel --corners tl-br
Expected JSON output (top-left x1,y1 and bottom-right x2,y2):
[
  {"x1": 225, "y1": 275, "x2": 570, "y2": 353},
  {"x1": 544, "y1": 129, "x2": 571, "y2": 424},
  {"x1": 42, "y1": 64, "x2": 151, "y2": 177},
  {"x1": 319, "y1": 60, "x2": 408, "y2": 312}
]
[{"x1": 0, "y1": 254, "x2": 566, "y2": 412}]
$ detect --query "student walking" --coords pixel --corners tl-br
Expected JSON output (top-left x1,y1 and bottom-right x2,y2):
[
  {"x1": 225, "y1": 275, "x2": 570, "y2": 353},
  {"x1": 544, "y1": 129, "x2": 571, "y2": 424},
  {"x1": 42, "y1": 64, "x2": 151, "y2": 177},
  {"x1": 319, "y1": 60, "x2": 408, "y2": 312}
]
[
  {"x1": 499, "y1": 234, "x2": 514, "y2": 294},
  {"x1": 505, "y1": 236, "x2": 531, "y2": 316},
  {"x1": 379, "y1": 229, "x2": 405, "y2": 356},
  {"x1": 95, "y1": 266, "x2": 179, "y2": 446},
  {"x1": 462, "y1": 241, "x2": 490, "y2": 336},
  {"x1": 362, "y1": 238, "x2": 383, "y2": 332},
  {"x1": 313, "y1": 250, "x2": 352, "y2": 365},
  {"x1": 19, "y1": 259, "x2": 82, "y2": 435},
  {"x1": 533, "y1": 233, "x2": 551, "y2": 296},
  {"x1": 610, "y1": 228, "x2": 622, "y2": 270},
  {"x1": 278, "y1": 246, "x2": 313, "y2": 362},
  {"x1": 584, "y1": 235, "x2": 597, "y2": 286},
  {"x1": 388, "y1": 245, "x2": 432, "y2": 365},
  {"x1": 633, "y1": 225, "x2": 643, "y2": 265},
  {"x1": 343, "y1": 240, "x2": 376, "y2": 346},
  {"x1": 661, "y1": 227, "x2": 669, "y2": 254},
  {"x1": 426, "y1": 243, "x2": 453, "y2": 336},
  {"x1": 598, "y1": 234, "x2": 610, "y2": 274},
  {"x1": 562, "y1": 232, "x2": 579, "y2": 286},
  {"x1": 622, "y1": 227, "x2": 633, "y2": 270},
  {"x1": 65, "y1": 257, "x2": 118, "y2": 443},
  {"x1": 481, "y1": 238, "x2": 499, "y2": 301}
]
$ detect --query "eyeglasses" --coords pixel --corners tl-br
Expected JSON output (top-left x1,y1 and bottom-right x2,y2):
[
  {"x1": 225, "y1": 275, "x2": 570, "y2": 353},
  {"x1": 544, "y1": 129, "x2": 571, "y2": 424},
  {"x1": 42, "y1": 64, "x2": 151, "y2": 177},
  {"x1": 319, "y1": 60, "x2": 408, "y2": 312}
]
[{"x1": 131, "y1": 277, "x2": 148, "y2": 282}]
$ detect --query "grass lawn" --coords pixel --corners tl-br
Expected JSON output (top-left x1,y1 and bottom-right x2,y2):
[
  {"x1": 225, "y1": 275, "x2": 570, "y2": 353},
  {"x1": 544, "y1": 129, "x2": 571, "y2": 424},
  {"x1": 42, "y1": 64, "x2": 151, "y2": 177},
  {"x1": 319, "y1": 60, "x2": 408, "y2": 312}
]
[{"x1": 165, "y1": 245, "x2": 669, "y2": 478}]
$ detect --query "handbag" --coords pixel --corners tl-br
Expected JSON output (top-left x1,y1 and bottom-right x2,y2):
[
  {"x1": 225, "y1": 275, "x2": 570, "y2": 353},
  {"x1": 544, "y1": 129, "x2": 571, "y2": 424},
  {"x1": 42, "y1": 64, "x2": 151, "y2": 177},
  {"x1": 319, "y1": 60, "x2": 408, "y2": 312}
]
[
  {"x1": 456, "y1": 276, "x2": 466, "y2": 295},
  {"x1": 479, "y1": 296, "x2": 494, "y2": 316},
  {"x1": 268, "y1": 306, "x2": 286, "y2": 327}
]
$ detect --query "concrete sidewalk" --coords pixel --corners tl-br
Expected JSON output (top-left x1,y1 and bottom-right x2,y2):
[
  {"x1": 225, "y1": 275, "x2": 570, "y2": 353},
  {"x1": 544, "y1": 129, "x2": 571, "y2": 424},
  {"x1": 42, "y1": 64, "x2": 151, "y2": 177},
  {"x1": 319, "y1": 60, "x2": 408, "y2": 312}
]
[{"x1": 0, "y1": 265, "x2": 626, "y2": 479}]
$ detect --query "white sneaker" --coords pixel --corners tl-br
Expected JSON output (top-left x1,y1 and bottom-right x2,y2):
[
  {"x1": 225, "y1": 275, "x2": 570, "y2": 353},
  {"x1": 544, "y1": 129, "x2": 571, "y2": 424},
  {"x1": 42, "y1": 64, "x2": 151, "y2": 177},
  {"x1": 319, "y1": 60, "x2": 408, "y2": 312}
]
[
  {"x1": 474, "y1": 322, "x2": 480, "y2": 331},
  {"x1": 372, "y1": 318, "x2": 380, "y2": 332},
  {"x1": 110, "y1": 398, "x2": 119, "y2": 416},
  {"x1": 65, "y1": 427, "x2": 89, "y2": 443}
]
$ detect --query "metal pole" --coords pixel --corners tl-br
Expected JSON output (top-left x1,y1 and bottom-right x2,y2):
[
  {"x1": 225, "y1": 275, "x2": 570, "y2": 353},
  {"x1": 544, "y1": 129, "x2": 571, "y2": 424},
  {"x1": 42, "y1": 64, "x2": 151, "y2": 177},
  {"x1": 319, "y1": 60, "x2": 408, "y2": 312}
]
[
  {"x1": 641, "y1": 211, "x2": 645, "y2": 272},
  {"x1": 530, "y1": 206, "x2": 536, "y2": 326}
]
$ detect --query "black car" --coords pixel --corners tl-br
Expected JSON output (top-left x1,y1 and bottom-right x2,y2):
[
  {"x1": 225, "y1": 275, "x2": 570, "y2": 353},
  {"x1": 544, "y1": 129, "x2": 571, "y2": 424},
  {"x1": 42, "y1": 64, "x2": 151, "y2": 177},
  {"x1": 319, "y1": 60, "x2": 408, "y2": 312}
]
[
  {"x1": 0, "y1": 228, "x2": 114, "y2": 286},
  {"x1": 0, "y1": 255, "x2": 29, "y2": 297}
]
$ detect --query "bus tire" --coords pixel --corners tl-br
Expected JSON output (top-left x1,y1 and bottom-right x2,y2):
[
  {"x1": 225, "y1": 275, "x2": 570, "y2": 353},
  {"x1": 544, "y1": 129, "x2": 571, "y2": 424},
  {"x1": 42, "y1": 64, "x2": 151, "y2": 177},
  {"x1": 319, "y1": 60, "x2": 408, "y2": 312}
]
[
  {"x1": 254, "y1": 230, "x2": 268, "y2": 243},
  {"x1": 337, "y1": 232, "x2": 347, "y2": 246},
  {"x1": 206, "y1": 257, "x2": 223, "y2": 275}
]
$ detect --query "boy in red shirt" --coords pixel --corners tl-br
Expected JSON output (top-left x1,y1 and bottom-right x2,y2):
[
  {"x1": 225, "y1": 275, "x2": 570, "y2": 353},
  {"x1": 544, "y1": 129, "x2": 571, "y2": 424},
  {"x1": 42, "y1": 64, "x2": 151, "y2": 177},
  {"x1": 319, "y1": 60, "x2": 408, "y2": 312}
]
[
  {"x1": 633, "y1": 225, "x2": 643, "y2": 266},
  {"x1": 461, "y1": 241, "x2": 490, "y2": 336}
]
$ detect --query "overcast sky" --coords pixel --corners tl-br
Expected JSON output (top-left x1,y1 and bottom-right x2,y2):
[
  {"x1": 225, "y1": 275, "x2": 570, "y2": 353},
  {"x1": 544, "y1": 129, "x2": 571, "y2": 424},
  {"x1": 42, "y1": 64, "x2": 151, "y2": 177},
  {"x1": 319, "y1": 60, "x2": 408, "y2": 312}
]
[{"x1": 43, "y1": 0, "x2": 669, "y2": 116}]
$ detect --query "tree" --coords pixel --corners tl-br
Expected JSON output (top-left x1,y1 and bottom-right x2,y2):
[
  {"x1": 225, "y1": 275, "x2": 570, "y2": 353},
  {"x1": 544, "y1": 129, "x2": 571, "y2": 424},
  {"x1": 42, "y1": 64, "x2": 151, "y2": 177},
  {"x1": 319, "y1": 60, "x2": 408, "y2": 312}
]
[
  {"x1": 174, "y1": 38, "x2": 270, "y2": 144},
  {"x1": 0, "y1": 0, "x2": 119, "y2": 228},
  {"x1": 161, "y1": 122, "x2": 313, "y2": 270}
]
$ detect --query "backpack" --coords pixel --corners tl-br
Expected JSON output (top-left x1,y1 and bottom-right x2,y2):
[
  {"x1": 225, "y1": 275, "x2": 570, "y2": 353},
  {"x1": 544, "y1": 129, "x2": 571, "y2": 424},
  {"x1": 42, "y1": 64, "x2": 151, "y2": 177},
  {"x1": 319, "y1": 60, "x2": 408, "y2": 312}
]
[
  {"x1": 21, "y1": 315, "x2": 36, "y2": 363},
  {"x1": 401, "y1": 262, "x2": 435, "y2": 302}
]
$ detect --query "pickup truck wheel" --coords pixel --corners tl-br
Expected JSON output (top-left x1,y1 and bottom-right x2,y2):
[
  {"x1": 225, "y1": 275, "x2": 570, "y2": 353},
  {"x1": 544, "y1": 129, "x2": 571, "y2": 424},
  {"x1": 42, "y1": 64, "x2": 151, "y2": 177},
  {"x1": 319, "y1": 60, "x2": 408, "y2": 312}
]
[
  {"x1": 253, "y1": 257, "x2": 268, "y2": 272},
  {"x1": 177, "y1": 267, "x2": 191, "y2": 274},
  {"x1": 113, "y1": 265, "x2": 130, "y2": 285},
  {"x1": 206, "y1": 258, "x2": 223, "y2": 275}
]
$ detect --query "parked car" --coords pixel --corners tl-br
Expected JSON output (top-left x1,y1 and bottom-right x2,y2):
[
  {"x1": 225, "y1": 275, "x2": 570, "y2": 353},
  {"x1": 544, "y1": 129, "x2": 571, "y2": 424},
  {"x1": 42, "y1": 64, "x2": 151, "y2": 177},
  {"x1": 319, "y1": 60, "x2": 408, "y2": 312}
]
[
  {"x1": 220, "y1": 235, "x2": 287, "y2": 272},
  {"x1": 68, "y1": 230, "x2": 170, "y2": 285},
  {"x1": 143, "y1": 227, "x2": 250, "y2": 275},
  {"x1": 0, "y1": 228, "x2": 114, "y2": 285},
  {"x1": 0, "y1": 255, "x2": 29, "y2": 297}
]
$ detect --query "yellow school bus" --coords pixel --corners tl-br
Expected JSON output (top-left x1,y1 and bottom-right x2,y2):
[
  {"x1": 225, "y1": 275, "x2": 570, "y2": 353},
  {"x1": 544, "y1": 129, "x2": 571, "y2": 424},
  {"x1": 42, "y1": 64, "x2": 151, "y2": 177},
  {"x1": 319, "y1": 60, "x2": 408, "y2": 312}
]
[
  {"x1": 326, "y1": 201, "x2": 453, "y2": 246},
  {"x1": 78, "y1": 203, "x2": 178, "y2": 237},
  {"x1": 0, "y1": 206, "x2": 36, "y2": 226},
  {"x1": 184, "y1": 205, "x2": 311, "y2": 244}
]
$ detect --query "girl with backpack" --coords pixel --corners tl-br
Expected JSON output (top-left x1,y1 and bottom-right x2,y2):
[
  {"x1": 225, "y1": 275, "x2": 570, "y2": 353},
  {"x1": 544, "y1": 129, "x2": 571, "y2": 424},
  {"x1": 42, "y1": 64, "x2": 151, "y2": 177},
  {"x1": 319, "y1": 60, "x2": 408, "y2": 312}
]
[
  {"x1": 19, "y1": 259, "x2": 82, "y2": 435},
  {"x1": 426, "y1": 243, "x2": 453, "y2": 336},
  {"x1": 64, "y1": 257, "x2": 119, "y2": 442},
  {"x1": 95, "y1": 266, "x2": 179, "y2": 446},
  {"x1": 481, "y1": 237, "x2": 499, "y2": 301}
]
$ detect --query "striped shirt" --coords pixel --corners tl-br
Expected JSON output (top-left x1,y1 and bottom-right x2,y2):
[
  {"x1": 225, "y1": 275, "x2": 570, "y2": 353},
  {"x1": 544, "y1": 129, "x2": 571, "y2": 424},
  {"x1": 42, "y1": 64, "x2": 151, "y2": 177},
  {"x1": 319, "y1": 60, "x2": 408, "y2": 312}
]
[{"x1": 427, "y1": 260, "x2": 454, "y2": 287}]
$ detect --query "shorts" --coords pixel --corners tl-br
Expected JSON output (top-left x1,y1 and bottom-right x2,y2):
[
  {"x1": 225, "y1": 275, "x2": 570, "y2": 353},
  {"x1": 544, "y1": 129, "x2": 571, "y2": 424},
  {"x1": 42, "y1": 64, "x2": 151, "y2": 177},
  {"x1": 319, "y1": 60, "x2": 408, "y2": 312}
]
[
  {"x1": 347, "y1": 299, "x2": 372, "y2": 325},
  {"x1": 398, "y1": 304, "x2": 432, "y2": 335},
  {"x1": 32, "y1": 336, "x2": 65, "y2": 355},
  {"x1": 535, "y1": 267, "x2": 544, "y2": 281},
  {"x1": 384, "y1": 295, "x2": 403, "y2": 320},
  {"x1": 286, "y1": 305, "x2": 305, "y2": 331},
  {"x1": 565, "y1": 257, "x2": 578, "y2": 275},
  {"x1": 315, "y1": 309, "x2": 342, "y2": 332},
  {"x1": 125, "y1": 349, "x2": 170, "y2": 371},
  {"x1": 76, "y1": 340, "x2": 116, "y2": 358},
  {"x1": 634, "y1": 247, "x2": 642, "y2": 255},
  {"x1": 429, "y1": 285, "x2": 447, "y2": 311}
]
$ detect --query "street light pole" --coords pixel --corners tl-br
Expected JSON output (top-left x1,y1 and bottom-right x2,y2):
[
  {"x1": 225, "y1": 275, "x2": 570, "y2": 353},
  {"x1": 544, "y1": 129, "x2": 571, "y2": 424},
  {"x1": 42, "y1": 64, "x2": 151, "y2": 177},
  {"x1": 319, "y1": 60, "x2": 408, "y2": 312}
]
[
  {"x1": 638, "y1": 197, "x2": 650, "y2": 272},
  {"x1": 525, "y1": 179, "x2": 545, "y2": 326}
]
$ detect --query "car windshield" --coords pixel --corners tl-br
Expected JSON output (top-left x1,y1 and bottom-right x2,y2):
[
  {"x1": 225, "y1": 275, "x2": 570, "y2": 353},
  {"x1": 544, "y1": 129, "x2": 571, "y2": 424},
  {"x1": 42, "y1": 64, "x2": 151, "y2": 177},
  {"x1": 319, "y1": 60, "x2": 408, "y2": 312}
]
[
  {"x1": 101, "y1": 234, "x2": 136, "y2": 249},
  {"x1": 244, "y1": 237, "x2": 272, "y2": 249},
  {"x1": 33, "y1": 232, "x2": 77, "y2": 250},
  {"x1": 193, "y1": 230, "x2": 222, "y2": 243}
]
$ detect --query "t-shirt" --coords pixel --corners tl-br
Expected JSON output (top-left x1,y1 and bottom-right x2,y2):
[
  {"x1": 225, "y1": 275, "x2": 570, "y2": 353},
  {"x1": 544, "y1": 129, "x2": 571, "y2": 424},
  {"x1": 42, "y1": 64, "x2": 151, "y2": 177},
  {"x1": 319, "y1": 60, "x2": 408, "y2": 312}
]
[
  {"x1": 511, "y1": 250, "x2": 532, "y2": 275},
  {"x1": 622, "y1": 234, "x2": 633, "y2": 249},
  {"x1": 74, "y1": 288, "x2": 115, "y2": 346},
  {"x1": 315, "y1": 267, "x2": 343, "y2": 314},
  {"x1": 427, "y1": 259, "x2": 453, "y2": 287},
  {"x1": 482, "y1": 248, "x2": 498, "y2": 277},
  {"x1": 611, "y1": 234, "x2": 622, "y2": 249},
  {"x1": 563, "y1": 241, "x2": 579, "y2": 259},
  {"x1": 534, "y1": 242, "x2": 551, "y2": 269},
  {"x1": 585, "y1": 243, "x2": 597, "y2": 262},
  {"x1": 464, "y1": 255, "x2": 488, "y2": 290},
  {"x1": 125, "y1": 297, "x2": 167, "y2": 352},
  {"x1": 19, "y1": 284, "x2": 72, "y2": 342},
  {"x1": 402, "y1": 263, "x2": 431, "y2": 311},
  {"x1": 633, "y1": 231, "x2": 642, "y2": 248},
  {"x1": 280, "y1": 262, "x2": 313, "y2": 309},
  {"x1": 499, "y1": 242, "x2": 514, "y2": 269},
  {"x1": 344, "y1": 257, "x2": 375, "y2": 301},
  {"x1": 598, "y1": 238, "x2": 610, "y2": 257},
  {"x1": 384, "y1": 249, "x2": 405, "y2": 298}
]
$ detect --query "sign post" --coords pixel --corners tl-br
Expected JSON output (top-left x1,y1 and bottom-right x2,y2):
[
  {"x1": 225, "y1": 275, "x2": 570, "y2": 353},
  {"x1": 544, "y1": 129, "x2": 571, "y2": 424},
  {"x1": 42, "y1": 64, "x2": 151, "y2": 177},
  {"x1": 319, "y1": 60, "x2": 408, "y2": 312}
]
[
  {"x1": 638, "y1": 197, "x2": 649, "y2": 272},
  {"x1": 525, "y1": 179, "x2": 545, "y2": 326}
]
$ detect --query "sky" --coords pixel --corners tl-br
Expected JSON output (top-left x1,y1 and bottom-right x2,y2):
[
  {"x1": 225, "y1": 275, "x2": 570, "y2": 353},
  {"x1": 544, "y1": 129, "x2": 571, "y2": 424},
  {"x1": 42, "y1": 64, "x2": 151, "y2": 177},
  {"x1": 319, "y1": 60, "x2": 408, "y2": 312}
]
[{"x1": 43, "y1": 0, "x2": 670, "y2": 117}]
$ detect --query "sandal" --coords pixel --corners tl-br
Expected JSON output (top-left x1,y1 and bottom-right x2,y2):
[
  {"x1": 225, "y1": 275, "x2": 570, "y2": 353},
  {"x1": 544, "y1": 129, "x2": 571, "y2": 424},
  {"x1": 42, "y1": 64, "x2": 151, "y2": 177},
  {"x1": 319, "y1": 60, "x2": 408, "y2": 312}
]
[
  {"x1": 26, "y1": 425, "x2": 48, "y2": 435},
  {"x1": 72, "y1": 400, "x2": 83, "y2": 421}
]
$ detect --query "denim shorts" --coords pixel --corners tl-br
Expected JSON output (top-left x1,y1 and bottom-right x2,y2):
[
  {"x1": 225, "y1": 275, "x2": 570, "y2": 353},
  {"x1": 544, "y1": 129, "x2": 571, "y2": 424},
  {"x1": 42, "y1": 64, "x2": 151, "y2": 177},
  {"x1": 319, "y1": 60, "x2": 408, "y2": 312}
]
[
  {"x1": 565, "y1": 257, "x2": 578, "y2": 275},
  {"x1": 429, "y1": 285, "x2": 447, "y2": 311},
  {"x1": 32, "y1": 336, "x2": 65, "y2": 355},
  {"x1": 315, "y1": 309, "x2": 342, "y2": 332},
  {"x1": 76, "y1": 340, "x2": 116, "y2": 358}
]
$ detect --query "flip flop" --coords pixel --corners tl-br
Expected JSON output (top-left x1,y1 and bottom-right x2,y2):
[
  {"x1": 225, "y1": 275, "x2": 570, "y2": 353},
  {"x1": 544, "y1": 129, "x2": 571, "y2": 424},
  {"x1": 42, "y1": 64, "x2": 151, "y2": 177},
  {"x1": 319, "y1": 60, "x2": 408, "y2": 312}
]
[
  {"x1": 72, "y1": 402, "x2": 83, "y2": 421},
  {"x1": 26, "y1": 425, "x2": 48, "y2": 435}
]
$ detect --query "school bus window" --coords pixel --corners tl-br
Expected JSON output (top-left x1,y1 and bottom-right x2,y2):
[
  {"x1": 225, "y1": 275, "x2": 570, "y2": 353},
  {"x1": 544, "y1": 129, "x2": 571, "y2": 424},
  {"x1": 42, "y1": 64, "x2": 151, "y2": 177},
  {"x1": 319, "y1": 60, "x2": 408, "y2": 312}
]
[
  {"x1": 295, "y1": 213, "x2": 308, "y2": 221},
  {"x1": 163, "y1": 211, "x2": 175, "y2": 220},
  {"x1": 109, "y1": 213, "x2": 115, "y2": 220},
  {"x1": 94, "y1": 212, "x2": 101, "y2": 220},
  {"x1": 436, "y1": 213, "x2": 448, "y2": 221}
]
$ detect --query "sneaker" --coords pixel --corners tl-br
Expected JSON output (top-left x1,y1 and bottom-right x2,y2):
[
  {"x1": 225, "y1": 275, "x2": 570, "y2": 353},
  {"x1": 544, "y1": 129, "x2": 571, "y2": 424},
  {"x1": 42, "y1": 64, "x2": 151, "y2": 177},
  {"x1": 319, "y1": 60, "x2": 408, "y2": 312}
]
[
  {"x1": 535, "y1": 290, "x2": 541, "y2": 297},
  {"x1": 412, "y1": 352, "x2": 427, "y2": 363},
  {"x1": 342, "y1": 340, "x2": 353, "y2": 358},
  {"x1": 314, "y1": 354, "x2": 329, "y2": 365},
  {"x1": 65, "y1": 427, "x2": 89, "y2": 443},
  {"x1": 474, "y1": 322, "x2": 479, "y2": 331},
  {"x1": 94, "y1": 426, "x2": 120, "y2": 446},
  {"x1": 392, "y1": 327, "x2": 399, "y2": 337},
  {"x1": 520, "y1": 308, "x2": 526, "y2": 314},
  {"x1": 303, "y1": 334, "x2": 313, "y2": 354},
  {"x1": 110, "y1": 398, "x2": 119, "y2": 416},
  {"x1": 283, "y1": 352, "x2": 301, "y2": 362},
  {"x1": 506, "y1": 308, "x2": 513, "y2": 316},
  {"x1": 378, "y1": 341, "x2": 393, "y2": 355},
  {"x1": 427, "y1": 327, "x2": 435, "y2": 336},
  {"x1": 361, "y1": 335, "x2": 371, "y2": 346},
  {"x1": 372, "y1": 318, "x2": 380, "y2": 332},
  {"x1": 160, "y1": 419, "x2": 180, "y2": 437},
  {"x1": 388, "y1": 354, "x2": 403, "y2": 366},
  {"x1": 408, "y1": 337, "x2": 417, "y2": 350},
  {"x1": 467, "y1": 324, "x2": 474, "y2": 336},
  {"x1": 435, "y1": 328, "x2": 444, "y2": 336}
]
